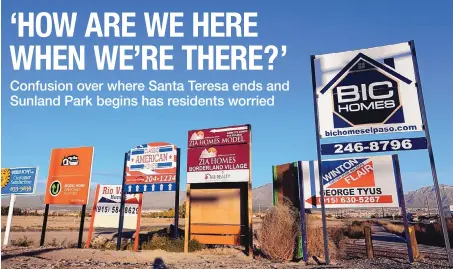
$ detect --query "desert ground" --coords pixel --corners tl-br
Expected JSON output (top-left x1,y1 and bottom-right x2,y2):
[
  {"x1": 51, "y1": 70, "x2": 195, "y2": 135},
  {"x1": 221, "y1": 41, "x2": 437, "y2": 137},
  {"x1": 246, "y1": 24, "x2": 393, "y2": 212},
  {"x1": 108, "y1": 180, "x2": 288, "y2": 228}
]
[
  {"x1": 0, "y1": 215, "x2": 345, "y2": 246},
  {"x1": 1, "y1": 215, "x2": 451, "y2": 268}
]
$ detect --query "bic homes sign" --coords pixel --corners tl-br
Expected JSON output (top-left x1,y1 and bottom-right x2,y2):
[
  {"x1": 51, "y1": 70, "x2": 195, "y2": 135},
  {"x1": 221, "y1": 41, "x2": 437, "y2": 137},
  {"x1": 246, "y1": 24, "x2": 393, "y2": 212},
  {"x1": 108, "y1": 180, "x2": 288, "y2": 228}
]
[
  {"x1": 187, "y1": 125, "x2": 251, "y2": 184},
  {"x1": 314, "y1": 42, "x2": 423, "y2": 138}
]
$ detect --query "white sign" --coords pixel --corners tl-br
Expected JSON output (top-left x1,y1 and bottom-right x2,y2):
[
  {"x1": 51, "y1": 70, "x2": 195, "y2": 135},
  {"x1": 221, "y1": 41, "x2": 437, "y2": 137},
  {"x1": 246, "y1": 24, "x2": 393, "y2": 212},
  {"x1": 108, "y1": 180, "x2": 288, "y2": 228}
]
[
  {"x1": 313, "y1": 42, "x2": 423, "y2": 138},
  {"x1": 126, "y1": 142, "x2": 177, "y2": 184},
  {"x1": 302, "y1": 155, "x2": 400, "y2": 208},
  {"x1": 92, "y1": 185, "x2": 140, "y2": 229}
]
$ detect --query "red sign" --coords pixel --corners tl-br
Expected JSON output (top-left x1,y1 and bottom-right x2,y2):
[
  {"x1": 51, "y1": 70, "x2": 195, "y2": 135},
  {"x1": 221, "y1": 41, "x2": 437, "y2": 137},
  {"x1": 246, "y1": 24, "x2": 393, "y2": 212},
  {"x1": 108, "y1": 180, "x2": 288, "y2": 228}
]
[
  {"x1": 188, "y1": 125, "x2": 250, "y2": 148},
  {"x1": 187, "y1": 144, "x2": 250, "y2": 183},
  {"x1": 125, "y1": 142, "x2": 177, "y2": 184}
]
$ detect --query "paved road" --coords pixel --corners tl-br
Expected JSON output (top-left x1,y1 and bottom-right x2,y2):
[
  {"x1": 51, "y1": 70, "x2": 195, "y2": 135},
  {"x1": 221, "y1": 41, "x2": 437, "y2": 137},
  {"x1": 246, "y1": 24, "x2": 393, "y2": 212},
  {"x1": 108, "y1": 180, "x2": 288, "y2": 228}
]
[{"x1": 344, "y1": 224, "x2": 450, "y2": 263}]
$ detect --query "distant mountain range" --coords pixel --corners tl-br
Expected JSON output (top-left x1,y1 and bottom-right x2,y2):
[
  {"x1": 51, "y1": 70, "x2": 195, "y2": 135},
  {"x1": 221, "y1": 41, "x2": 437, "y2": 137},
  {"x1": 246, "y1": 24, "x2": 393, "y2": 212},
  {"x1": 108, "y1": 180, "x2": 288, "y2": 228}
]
[{"x1": 2, "y1": 184, "x2": 452, "y2": 211}]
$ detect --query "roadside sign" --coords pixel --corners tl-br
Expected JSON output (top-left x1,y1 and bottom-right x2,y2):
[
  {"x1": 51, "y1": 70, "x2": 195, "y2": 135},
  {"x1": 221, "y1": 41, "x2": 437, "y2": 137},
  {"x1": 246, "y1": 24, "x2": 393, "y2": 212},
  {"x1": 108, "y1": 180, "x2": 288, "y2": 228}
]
[
  {"x1": 302, "y1": 155, "x2": 399, "y2": 208},
  {"x1": 187, "y1": 144, "x2": 250, "y2": 183},
  {"x1": 188, "y1": 125, "x2": 250, "y2": 148},
  {"x1": 1, "y1": 167, "x2": 39, "y2": 195},
  {"x1": 93, "y1": 185, "x2": 140, "y2": 229},
  {"x1": 126, "y1": 142, "x2": 177, "y2": 184},
  {"x1": 184, "y1": 124, "x2": 253, "y2": 254},
  {"x1": 44, "y1": 146, "x2": 94, "y2": 205},
  {"x1": 313, "y1": 42, "x2": 423, "y2": 138},
  {"x1": 321, "y1": 137, "x2": 428, "y2": 155},
  {"x1": 118, "y1": 144, "x2": 181, "y2": 249}
]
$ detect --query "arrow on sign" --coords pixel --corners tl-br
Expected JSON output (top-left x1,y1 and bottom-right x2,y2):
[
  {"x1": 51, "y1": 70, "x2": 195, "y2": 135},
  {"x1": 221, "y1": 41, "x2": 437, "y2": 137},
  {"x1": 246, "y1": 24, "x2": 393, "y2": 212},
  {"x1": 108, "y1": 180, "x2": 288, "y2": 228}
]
[
  {"x1": 128, "y1": 185, "x2": 132, "y2": 193},
  {"x1": 210, "y1": 126, "x2": 247, "y2": 133},
  {"x1": 135, "y1": 185, "x2": 139, "y2": 192},
  {"x1": 144, "y1": 185, "x2": 148, "y2": 192},
  {"x1": 168, "y1": 184, "x2": 172, "y2": 191},
  {"x1": 306, "y1": 196, "x2": 317, "y2": 206},
  {"x1": 160, "y1": 184, "x2": 163, "y2": 191},
  {"x1": 152, "y1": 184, "x2": 155, "y2": 191}
]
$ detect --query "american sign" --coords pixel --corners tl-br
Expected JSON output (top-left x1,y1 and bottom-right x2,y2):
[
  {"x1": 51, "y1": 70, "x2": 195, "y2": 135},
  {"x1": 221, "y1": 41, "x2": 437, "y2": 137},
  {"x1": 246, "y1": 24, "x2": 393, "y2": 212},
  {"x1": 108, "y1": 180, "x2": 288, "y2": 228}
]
[
  {"x1": 302, "y1": 155, "x2": 399, "y2": 208},
  {"x1": 313, "y1": 42, "x2": 423, "y2": 138},
  {"x1": 92, "y1": 185, "x2": 140, "y2": 229},
  {"x1": 125, "y1": 142, "x2": 177, "y2": 184}
]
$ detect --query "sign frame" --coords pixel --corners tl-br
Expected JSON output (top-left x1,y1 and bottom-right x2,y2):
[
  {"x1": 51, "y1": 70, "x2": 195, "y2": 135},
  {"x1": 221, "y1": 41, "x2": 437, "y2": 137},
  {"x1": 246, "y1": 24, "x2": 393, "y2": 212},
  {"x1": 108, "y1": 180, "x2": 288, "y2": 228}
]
[
  {"x1": 187, "y1": 143, "x2": 250, "y2": 184},
  {"x1": 86, "y1": 184, "x2": 143, "y2": 250},
  {"x1": 184, "y1": 124, "x2": 253, "y2": 255},
  {"x1": 313, "y1": 42, "x2": 423, "y2": 139},
  {"x1": 117, "y1": 145, "x2": 181, "y2": 251},
  {"x1": 40, "y1": 146, "x2": 94, "y2": 249},
  {"x1": 302, "y1": 155, "x2": 400, "y2": 209},
  {"x1": 1, "y1": 167, "x2": 39, "y2": 196},
  {"x1": 311, "y1": 40, "x2": 452, "y2": 266},
  {"x1": 125, "y1": 142, "x2": 178, "y2": 186},
  {"x1": 1, "y1": 166, "x2": 39, "y2": 246}
]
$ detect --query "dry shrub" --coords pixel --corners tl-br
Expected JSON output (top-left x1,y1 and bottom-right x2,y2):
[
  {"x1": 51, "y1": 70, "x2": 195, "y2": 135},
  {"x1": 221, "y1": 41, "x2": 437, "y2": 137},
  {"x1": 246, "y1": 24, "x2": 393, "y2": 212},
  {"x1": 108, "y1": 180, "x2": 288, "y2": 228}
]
[
  {"x1": 307, "y1": 226, "x2": 337, "y2": 261},
  {"x1": 379, "y1": 221, "x2": 405, "y2": 235},
  {"x1": 11, "y1": 236, "x2": 33, "y2": 247},
  {"x1": 141, "y1": 235, "x2": 205, "y2": 252},
  {"x1": 258, "y1": 202, "x2": 300, "y2": 261},
  {"x1": 413, "y1": 219, "x2": 453, "y2": 248}
]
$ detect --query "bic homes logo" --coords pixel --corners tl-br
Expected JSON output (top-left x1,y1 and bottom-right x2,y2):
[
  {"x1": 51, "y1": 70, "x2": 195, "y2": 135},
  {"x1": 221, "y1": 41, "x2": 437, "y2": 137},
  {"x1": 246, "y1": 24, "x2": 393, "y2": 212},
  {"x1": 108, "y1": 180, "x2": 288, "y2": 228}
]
[{"x1": 320, "y1": 53, "x2": 412, "y2": 128}]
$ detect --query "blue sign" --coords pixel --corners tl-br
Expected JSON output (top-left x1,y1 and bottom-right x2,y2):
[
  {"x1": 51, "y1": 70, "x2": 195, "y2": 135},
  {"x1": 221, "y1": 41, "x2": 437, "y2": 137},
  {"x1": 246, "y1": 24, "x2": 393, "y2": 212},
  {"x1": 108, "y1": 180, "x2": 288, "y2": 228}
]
[
  {"x1": 1, "y1": 167, "x2": 38, "y2": 195},
  {"x1": 124, "y1": 183, "x2": 176, "y2": 194},
  {"x1": 321, "y1": 137, "x2": 428, "y2": 155}
]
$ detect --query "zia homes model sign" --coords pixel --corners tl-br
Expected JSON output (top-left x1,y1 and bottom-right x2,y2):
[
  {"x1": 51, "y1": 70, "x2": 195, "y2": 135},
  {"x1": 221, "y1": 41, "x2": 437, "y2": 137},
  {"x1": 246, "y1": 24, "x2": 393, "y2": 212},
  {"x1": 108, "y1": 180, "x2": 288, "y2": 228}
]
[{"x1": 187, "y1": 125, "x2": 251, "y2": 183}]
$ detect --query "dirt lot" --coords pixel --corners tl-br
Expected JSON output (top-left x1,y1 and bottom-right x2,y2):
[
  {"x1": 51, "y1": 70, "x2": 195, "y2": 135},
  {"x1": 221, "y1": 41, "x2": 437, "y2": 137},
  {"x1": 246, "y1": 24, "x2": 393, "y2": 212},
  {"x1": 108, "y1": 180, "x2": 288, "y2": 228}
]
[
  {"x1": 2, "y1": 246, "x2": 448, "y2": 269},
  {"x1": 1, "y1": 216, "x2": 175, "y2": 232},
  {"x1": 1, "y1": 215, "x2": 348, "y2": 247},
  {"x1": 1, "y1": 216, "x2": 450, "y2": 268}
]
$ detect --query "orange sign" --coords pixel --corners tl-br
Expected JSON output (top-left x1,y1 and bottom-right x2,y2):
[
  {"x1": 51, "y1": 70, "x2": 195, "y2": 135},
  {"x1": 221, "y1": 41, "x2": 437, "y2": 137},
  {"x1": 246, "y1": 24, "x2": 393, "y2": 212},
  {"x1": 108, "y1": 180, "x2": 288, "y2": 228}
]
[{"x1": 44, "y1": 146, "x2": 94, "y2": 205}]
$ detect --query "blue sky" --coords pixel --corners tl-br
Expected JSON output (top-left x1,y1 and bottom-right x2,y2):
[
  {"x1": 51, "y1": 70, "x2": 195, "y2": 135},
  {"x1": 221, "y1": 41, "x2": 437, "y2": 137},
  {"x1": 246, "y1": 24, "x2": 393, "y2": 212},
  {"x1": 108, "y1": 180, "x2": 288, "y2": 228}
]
[{"x1": 2, "y1": 0, "x2": 453, "y2": 195}]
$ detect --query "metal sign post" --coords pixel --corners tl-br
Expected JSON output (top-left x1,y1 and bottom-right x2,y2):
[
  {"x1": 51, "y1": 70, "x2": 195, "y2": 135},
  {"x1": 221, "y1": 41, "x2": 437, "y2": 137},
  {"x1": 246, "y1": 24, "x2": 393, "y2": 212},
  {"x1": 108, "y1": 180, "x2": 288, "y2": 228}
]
[
  {"x1": 172, "y1": 148, "x2": 181, "y2": 239},
  {"x1": 297, "y1": 161, "x2": 308, "y2": 262},
  {"x1": 116, "y1": 152, "x2": 128, "y2": 251},
  {"x1": 40, "y1": 204, "x2": 50, "y2": 246},
  {"x1": 392, "y1": 155, "x2": 414, "y2": 263},
  {"x1": 77, "y1": 204, "x2": 87, "y2": 248},
  {"x1": 310, "y1": 55, "x2": 330, "y2": 265},
  {"x1": 3, "y1": 194, "x2": 16, "y2": 246},
  {"x1": 409, "y1": 40, "x2": 452, "y2": 266}
]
